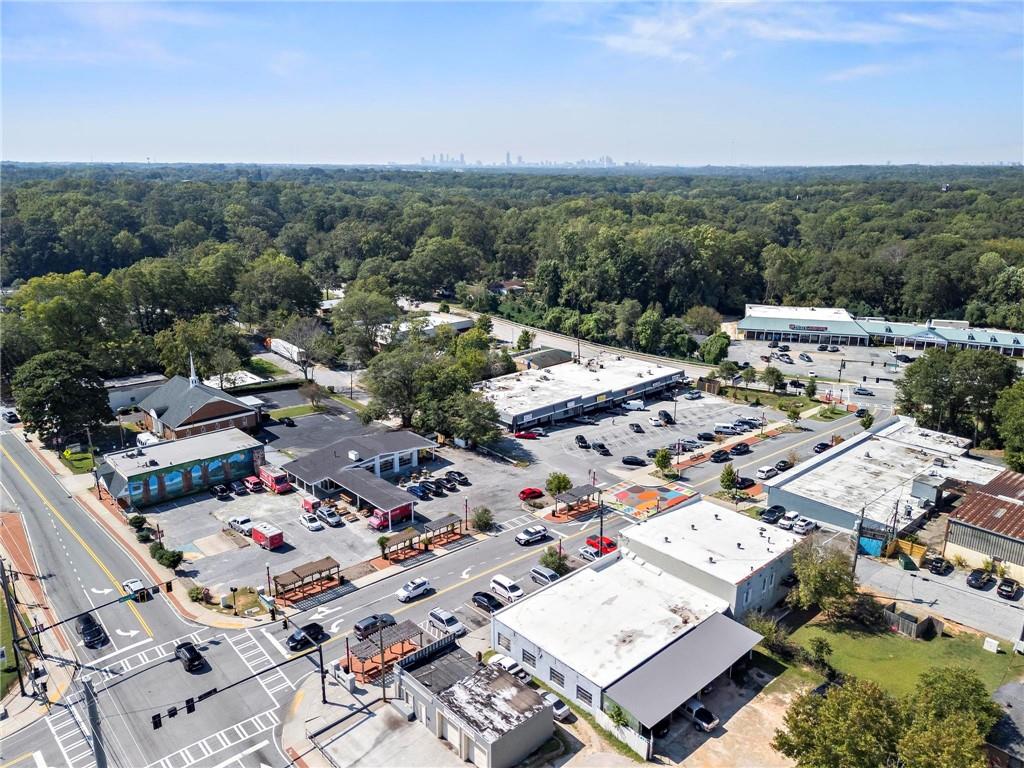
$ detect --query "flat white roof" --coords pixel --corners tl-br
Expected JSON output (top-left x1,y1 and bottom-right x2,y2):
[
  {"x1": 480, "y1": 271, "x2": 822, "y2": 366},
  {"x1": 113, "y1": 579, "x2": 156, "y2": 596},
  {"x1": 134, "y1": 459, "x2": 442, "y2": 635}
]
[
  {"x1": 104, "y1": 373, "x2": 166, "y2": 389},
  {"x1": 765, "y1": 421, "x2": 1002, "y2": 528},
  {"x1": 103, "y1": 428, "x2": 262, "y2": 479},
  {"x1": 494, "y1": 557, "x2": 728, "y2": 687},
  {"x1": 744, "y1": 304, "x2": 854, "y2": 322},
  {"x1": 475, "y1": 353, "x2": 683, "y2": 419},
  {"x1": 201, "y1": 370, "x2": 266, "y2": 389},
  {"x1": 621, "y1": 499, "x2": 802, "y2": 585},
  {"x1": 873, "y1": 418, "x2": 972, "y2": 454}
]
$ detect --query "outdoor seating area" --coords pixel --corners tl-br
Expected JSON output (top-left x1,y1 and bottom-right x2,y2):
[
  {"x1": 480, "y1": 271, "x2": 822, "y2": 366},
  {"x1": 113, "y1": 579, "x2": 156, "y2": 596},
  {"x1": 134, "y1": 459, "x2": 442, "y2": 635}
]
[
  {"x1": 603, "y1": 481, "x2": 698, "y2": 520},
  {"x1": 272, "y1": 556, "x2": 342, "y2": 602},
  {"x1": 344, "y1": 619, "x2": 427, "y2": 683},
  {"x1": 551, "y1": 483, "x2": 602, "y2": 520}
]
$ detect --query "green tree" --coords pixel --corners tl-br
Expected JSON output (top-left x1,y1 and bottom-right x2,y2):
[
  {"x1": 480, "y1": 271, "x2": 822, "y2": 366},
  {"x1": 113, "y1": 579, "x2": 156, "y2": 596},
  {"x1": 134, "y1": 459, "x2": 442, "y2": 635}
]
[
  {"x1": 634, "y1": 308, "x2": 663, "y2": 353},
  {"x1": 471, "y1": 507, "x2": 494, "y2": 532},
  {"x1": 897, "y1": 718, "x2": 987, "y2": 768},
  {"x1": 277, "y1": 315, "x2": 334, "y2": 380},
  {"x1": 539, "y1": 546, "x2": 570, "y2": 575},
  {"x1": 208, "y1": 347, "x2": 242, "y2": 390},
  {"x1": 804, "y1": 379, "x2": 817, "y2": 400},
  {"x1": 807, "y1": 636, "x2": 833, "y2": 669},
  {"x1": 661, "y1": 317, "x2": 696, "y2": 357},
  {"x1": 12, "y1": 351, "x2": 113, "y2": 447},
  {"x1": 787, "y1": 543, "x2": 857, "y2": 618},
  {"x1": 333, "y1": 285, "x2": 399, "y2": 363},
  {"x1": 773, "y1": 679, "x2": 904, "y2": 768},
  {"x1": 717, "y1": 360, "x2": 739, "y2": 381},
  {"x1": 515, "y1": 329, "x2": 535, "y2": 350},
  {"x1": 232, "y1": 251, "x2": 320, "y2": 325},
  {"x1": 740, "y1": 366, "x2": 757, "y2": 388},
  {"x1": 699, "y1": 332, "x2": 732, "y2": 365},
  {"x1": 787, "y1": 405, "x2": 802, "y2": 425},
  {"x1": 153, "y1": 314, "x2": 249, "y2": 378},
  {"x1": 362, "y1": 342, "x2": 435, "y2": 427},
  {"x1": 545, "y1": 472, "x2": 572, "y2": 497},
  {"x1": 995, "y1": 380, "x2": 1024, "y2": 471},
  {"x1": 744, "y1": 611, "x2": 793, "y2": 657},
  {"x1": 448, "y1": 391, "x2": 502, "y2": 445},
  {"x1": 761, "y1": 366, "x2": 784, "y2": 391},
  {"x1": 475, "y1": 314, "x2": 494, "y2": 336},
  {"x1": 378, "y1": 535, "x2": 390, "y2": 560},
  {"x1": 860, "y1": 413, "x2": 875, "y2": 430},
  {"x1": 653, "y1": 448, "x2": 672, "y2": 474},
  {"x1": 682, "y1": 305, "x2": 724, "y2": 336},
  {"x1": 905, "y1": 666, "x2": 1002, "y2": 736},
  {"x1": 719, "y1": 464, "x2": 737, "y2": 491},
  {"x1": 614, "y1": 299, "x2": 643, "y2": 348}
]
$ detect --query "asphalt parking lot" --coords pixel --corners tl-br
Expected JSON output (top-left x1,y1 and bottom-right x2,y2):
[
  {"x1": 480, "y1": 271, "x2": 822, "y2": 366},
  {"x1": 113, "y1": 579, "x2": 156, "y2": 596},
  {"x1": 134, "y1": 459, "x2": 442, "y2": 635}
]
[
  {"x1": 725, "y1": 339, "x2": 904, "y2": 404},
  {"x1": 146, "y1": 487, "x2": 382, "y2": 594},
  {"x1": 253, "y1": 398, "x2": 382, "y2": 460}
]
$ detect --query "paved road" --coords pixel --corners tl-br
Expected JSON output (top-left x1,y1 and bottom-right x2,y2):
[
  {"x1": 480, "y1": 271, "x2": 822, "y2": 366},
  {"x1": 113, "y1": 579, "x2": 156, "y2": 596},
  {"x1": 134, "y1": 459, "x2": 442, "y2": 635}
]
[{"x1": 857, "y1": 557, "x2": 1024, "y2": 643}]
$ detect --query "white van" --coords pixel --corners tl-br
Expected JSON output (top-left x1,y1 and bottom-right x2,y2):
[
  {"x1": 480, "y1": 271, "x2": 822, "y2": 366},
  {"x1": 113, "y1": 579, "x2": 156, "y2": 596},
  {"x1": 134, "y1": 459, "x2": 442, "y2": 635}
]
[
  {"x1": 623, "y1": 400, "x2": 644, "y2": 411},
  {"x1": 756, "y1": 466, "x2": 778, "y2": 480},
  {"x1": 490, "y1": 574, "x2": 525, "y2": 603},
  {"x1": 428, "y1": 608, "x2": 466, "y2": 637},
  {"x1": 714, "y1": 423, "x2": 740, "y2": 435}
]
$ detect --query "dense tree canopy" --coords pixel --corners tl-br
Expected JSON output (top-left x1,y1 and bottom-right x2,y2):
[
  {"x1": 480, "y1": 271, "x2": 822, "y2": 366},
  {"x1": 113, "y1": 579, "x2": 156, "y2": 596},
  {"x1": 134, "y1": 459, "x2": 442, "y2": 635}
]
[{"x1": 12, "y1": 351, "x2": 112, "y2": 446}]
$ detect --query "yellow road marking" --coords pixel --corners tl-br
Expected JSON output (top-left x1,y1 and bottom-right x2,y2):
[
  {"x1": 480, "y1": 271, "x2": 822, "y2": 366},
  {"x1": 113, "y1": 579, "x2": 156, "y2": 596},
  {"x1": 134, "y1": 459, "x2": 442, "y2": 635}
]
[
  {"x1": 0, "y1": 445, "x2": 152, "y2": 637},
  {"x1": 0, "y1": 753, "x2": 36, "y2": 768},
  {"x1": 289, "y1": 689, "x2": 305, "y2": 715}
]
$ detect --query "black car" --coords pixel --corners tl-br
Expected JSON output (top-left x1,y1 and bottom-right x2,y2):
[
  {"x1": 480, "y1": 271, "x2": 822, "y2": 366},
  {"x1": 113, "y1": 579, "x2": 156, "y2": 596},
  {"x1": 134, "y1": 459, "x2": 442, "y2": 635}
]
[
  {"x1": 175, "y1": 641, "x2": 205, "y2": 671},
  {"x1": 575, "y1": 435, "x2": 590, "y2": 449},
  {"x1": 999, "y1": 578, "x2": 1020, "y2": 600},
  {"x1": 813, "y1": 442, "x2": 831, "y2": 454},
  {"x1": 710, "y1": 450, "x2": 731, "y2": 463},
  {"x1": 966, "y1": 569, "x2": 993, "y2": 590},
  {"x1": 927, "y1": 557, "x2": 950, "y2": 575},
  {"x1": 658, "y1": 410, "x2": 674, "y2": 425},
  {"x1": 789, "y1": 379, "x2": 805, "y2": 389},
  {"x1": 435, "y1": 476, "x2": 458, "y2": 492},
  {"x1": 735, "y1": 477, "x2": 755, "y2": 490},
  {"x1": 817, "y1": 344, "x2": 828, "y2": 352},
  {"x1": 592, "y1": 442, "x2": 611, "y2": 456},
  {"x1": 895, "y1": 354, "x2": 915, "y2": 363},
  {"x1": 75, "y1": 613, "x2": 107, "y2": 648},
  {"x1": 768, "y1": 340, "x2": 779, "y2": 348},
  {"x1": 419, "y1": 479, "x2": 443, "y2": 495},
  {"x1": 781, "y1": 573, "x2": 799, "y2": 588},
  {"x1": 729, "y1": 443, "x2": 751, "y2": 456},
  {"x1": 353, "y1": 613, "x2": 396, "y2": 640},
  {"x1": 646, "y1": 448, "x2": 660, "y2": 458},
  {"x1": 472, "y1": 591, "x2": 503, "y2": 613},
  {"x1": 622, "y1": 456, "x2": 647, "y2": 467},
  {"x1": 407, "y1": 484, "x2": 430, "y2": 500},
  {"x1": 760, "y1": 505, "x2": 786, "y2": 524},
  {"x1": 697, "y1": 432, "x2": 715, "y2": 442},
  {"x1": 854, "y1": 408, "x2": 869, "y2": 418},
  {"x1": 445, "y1": 470, "x2": 470, "y2": 485},
  {"x1": 775, "y1": 459, "x2": 793, "y2": 472},
  {"x1": 628, "y1": 423, "x2": 643, "y2": 434},
  {"x1": 209, "y1": 484, "x2": 230, "y2": 498},
  {"x1": 777, "y1": 344, "x2": 790, "y2": 352},
  {"x1": 280, "y1": 416, "x2": 296, "y2": 427},
  {"x1": 287, "y1": 622, "x2": 327, "y2": 651}
]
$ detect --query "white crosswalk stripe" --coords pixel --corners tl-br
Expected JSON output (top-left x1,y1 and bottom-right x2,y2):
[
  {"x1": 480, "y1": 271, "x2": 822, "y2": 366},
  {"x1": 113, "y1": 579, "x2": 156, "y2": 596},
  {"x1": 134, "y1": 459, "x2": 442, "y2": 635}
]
[
  {"x1": 45, "y1": 696, "x2": 96, "y2": 768},
  {"x1": 495, "y1": 513, "x2": 537, "y2": 533},
  {"x1": 146, "y1": 710, "x2": 280, "y2": 768},
  {"x1": 226, "y1": 632, "x2": 294, "y2": 698},
  {"x1": 81, "y1": 629, "x2": 211, "y2": 684}
]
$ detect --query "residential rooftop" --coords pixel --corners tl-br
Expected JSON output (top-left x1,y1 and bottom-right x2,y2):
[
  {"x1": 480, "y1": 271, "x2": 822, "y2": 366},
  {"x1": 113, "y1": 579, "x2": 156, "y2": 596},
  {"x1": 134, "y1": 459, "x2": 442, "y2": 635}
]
[
  {"x1": 102, "y1": 428, "x2": 262, "y2": 478},
  {"x1": 620, "y1": 499, "x2": 802, "y2": 585},
  {"x1": 493, "y1": 556, "x2": 728, "y2": 688},
  {"x1": 438, "y1": 665, "x2": 547, "y2": 743},
  {"x1": 474, "y1": 353, "x2": 683, "y2": 419},
  {"x1": 764, "y1": 419, "x2": 1002, "y2": 528}
]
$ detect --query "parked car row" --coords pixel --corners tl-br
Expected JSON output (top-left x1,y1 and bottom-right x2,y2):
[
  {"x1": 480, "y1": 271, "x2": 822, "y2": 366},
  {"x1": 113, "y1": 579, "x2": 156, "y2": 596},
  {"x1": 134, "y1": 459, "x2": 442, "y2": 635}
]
[
  {"x1": 208, "y1": 475, "x2": 264, "y2": 500},
  {"x1": 760, "y1": 506, "x2": 816, "y2": 535},
  {"x1": 407, "y1": 470, "x2": 470, "y2": 500}
]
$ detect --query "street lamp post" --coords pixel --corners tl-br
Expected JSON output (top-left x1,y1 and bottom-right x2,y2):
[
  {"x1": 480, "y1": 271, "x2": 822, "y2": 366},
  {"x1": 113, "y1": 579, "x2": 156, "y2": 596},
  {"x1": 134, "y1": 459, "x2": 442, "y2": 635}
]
[
  {"x1": 265, "y1": 563, "x2": 272, "y2": 597},
  {"x1": 230, "y1": 586, "x2": 238, "y2": 616}
]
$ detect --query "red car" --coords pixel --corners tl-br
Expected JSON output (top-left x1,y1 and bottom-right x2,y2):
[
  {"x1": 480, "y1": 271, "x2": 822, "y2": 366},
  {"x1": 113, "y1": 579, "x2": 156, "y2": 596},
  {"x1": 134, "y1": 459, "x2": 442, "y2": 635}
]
[
  {"x1": 586, "y1": 535, "x2": 617, "y2": 554},
  {"x1": 519, "y1": 488, "x2": 544, "y2": 501},
  {"x1": 514, "y1": 431, "x2": 539, "y2": 440}
]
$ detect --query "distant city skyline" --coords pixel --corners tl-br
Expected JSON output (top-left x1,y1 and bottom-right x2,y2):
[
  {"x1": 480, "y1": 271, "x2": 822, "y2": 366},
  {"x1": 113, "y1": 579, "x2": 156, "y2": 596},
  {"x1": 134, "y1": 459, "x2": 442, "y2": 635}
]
[{"x1": 2, "y1": 2, "x2": 1021, "y2": 165}]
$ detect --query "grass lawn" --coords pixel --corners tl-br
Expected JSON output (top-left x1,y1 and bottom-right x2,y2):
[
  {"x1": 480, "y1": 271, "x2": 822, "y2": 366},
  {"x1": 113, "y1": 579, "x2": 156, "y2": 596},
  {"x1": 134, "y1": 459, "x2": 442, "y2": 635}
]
[
  {"x1": 212, "y1": 587, "x2": 269, "y2": 617},
  {"x1": 719, "y1": 387, "x2": 810, "y2": 413},
  {"x1": 329, "y1": 394, "x2": 365, "y2": 413},
  {"x1": 811, "y1": 406, "x2": 846, "y2": 422},
  {"x1": 59, "y1": 451, "x2": 95, "y2": 474},
  {"x1": 246, "y1": 358, "x2": 288, "y2": 378},
  {"x1": 269, "y1": 404, "x2": 325, "y2": 420},
  {"x1": 751, "y1": 648, "x2": 824, "y2": 695},
  {"x1": 792, "y1": 622, "x2": 1024, "y2": 697},
  {"x1": 1, "y1": 595, "x2": 19, "y2": 696}
]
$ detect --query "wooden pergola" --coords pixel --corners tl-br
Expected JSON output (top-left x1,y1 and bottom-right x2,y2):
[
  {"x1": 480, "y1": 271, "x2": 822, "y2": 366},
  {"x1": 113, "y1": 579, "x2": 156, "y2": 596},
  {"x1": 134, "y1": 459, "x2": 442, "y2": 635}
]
[
  {"x1": 345, "y1": 619, "x2": 424, "y2": 682},
  {"x1": 272, "y1": 556, "x2": 342, "y2": 597}
]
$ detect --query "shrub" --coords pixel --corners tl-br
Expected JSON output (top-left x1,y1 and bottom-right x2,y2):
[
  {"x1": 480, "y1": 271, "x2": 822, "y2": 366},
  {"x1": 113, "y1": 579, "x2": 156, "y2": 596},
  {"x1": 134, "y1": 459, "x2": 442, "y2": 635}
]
[
  {"x1": 472, "y1": 507, "x2": 494, "y2": 532},
  {"x1": 753, "y1": 397, "x2": 762, "y2": 407},
  {"x1": 745, "y1": 611, "x2": 795, "y2": 658},
  {"x1": 188, "y1": 586, "x2": 206, "y2": 603},
  {"x1": 540, "y1": 546, "x2": 570, "y2": 575},
  {"x1": 982, "y1": 558, "x2": 994, "y2": 572},
  {"x1": 149, "y1": 541, "x2": 165, "y2": 559},
  {"x1": 128, "y1": 514, "x2": 147, "y2": 531},
  {"x1": 952, "y1": 554, "x2": 968, "y2": 568},
  {"x1": 157, "y1": 549, "x2": 184, "y2": 569},
  {"x1": 136, "y1": 531, "x2": 152, "y2": 543}
]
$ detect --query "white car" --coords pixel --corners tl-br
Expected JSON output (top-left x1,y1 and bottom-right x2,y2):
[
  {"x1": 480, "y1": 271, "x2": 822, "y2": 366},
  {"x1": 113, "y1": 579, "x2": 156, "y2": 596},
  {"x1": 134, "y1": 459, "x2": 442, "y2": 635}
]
[
  {"x1": 808, "y1": 371, "x2": 817, "y2": 377},
  {"x1": 300, "y1": 513, "x2": 324, "y2": 531},
  {"x1": 395, "y1": 577, "x2": 432, "y2": 602},
  {"x1": 648, "y1": 416, "x2": 663, "y2": 427},
  {"x1": 577, "y1": 545, "x2": 601, "y2": 562},
  {"x1": 543, "y1": 691, "x2": 571, "y2": 721},
  {"x1": 515, "y1": 525, "x2": 548, "y2": 546},
  {"x1": 315, "y1": 507, "x2": 343, "y2": 527},
  {"x1": 777, "y1": 510, "x2": 801, "y2": 530},
  {"x1": 684, "y1": 391, "x2": 702, "y2": 400},
  {"x1": 489, "y1": 653, "x2": 529, "y2": 681},
  {"x1": 121, "y1": 578, "x2": 146, "y2": 600},
  {"x1": 793, "y1": 517, "x2": 816, "y2": 535},
  {"x1": 528, "y1": 427, "x2": 547, "y2": 437}
]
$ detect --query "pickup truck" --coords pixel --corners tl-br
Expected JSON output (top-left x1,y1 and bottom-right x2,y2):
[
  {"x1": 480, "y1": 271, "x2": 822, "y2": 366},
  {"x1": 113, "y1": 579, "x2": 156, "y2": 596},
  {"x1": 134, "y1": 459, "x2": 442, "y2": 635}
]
[{"x1": 228, "y1": 515, "x2": 254, "y2": 536}]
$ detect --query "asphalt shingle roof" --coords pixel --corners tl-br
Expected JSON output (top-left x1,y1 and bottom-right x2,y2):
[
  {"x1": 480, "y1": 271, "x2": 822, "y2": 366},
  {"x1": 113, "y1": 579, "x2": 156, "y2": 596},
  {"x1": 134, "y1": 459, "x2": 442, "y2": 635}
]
[{"x1": 137, "y1": 376, "x2": 254, "y2": 429}]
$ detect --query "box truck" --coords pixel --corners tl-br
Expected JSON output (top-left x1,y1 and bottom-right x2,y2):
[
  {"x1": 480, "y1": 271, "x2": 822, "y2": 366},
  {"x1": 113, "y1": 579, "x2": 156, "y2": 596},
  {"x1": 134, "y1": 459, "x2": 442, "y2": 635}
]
[
  {"x1": 367, "y1": 505, "x2": 414, "y2": 531},
  {"x1": 251, "y1": 523, "x2": 284, "y2": 550},
  {"x1": 259, "y1": 465, "x2": 292, "y2": 494}
]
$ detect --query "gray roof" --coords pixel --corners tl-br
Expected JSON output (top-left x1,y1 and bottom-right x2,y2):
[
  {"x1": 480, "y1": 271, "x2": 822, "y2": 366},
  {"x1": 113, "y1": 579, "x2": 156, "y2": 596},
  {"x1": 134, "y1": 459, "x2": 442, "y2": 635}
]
[
  {"x1": 991, "y1": 682, "x2": 1024, "y2": 761},
  {"x1": 400, "y1": 642, "x2": 481, "y2": 691},
  {"x1": 284, "y1": 431, "x2": 436, "y2": 480},
  {"x1": 737, "y1": 315, "x2": 868, "y2": 336},
  {"x1": 137, "y1": 376, "x2": 254, "y2": 429},
  {"x1": 334, "y1": 469, "x2": 413, "y2": 511},
  {"x1": 604, "y1": 612, "x2": 761, "y2": 728},
  {"x1": 438, "y1": 665, "x2": 548, "y2": 743}
]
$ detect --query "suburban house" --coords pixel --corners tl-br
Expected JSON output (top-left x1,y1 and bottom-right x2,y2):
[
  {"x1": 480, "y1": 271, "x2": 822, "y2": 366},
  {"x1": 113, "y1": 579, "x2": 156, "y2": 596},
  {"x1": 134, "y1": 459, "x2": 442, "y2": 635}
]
[
  {"x1": 618, "y1": 498, "x2": 801, "y2": 619},
  {"x1": 97, "y1": 428, "x2": 264, "y2": 508},
  {"x1": 490, "y1": 554, "x2": 761, "y2": 758},
  {"x1": 944, "y1": 470, "x2": 1024, "y2": 580},
  {"x1": 487, "y1": 279, "x2": 527, "y2": 296},
  {"x1": 396, "y1": 637, "x2": 552, "y2": 768},
  {"x1": 136, "y1": 365, "x2": 260, "y2": 441}
]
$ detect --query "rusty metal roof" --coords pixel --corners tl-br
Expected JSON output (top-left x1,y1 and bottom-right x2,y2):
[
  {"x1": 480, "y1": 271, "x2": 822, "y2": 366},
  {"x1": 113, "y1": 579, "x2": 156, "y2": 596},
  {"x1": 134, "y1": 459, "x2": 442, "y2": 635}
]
[
  {"x1": 951, "y1": 492, "x2": 1024, "y2": 539},
  {"x1": 983, "y1": 470, "x2": 1024, "y2": 503}
]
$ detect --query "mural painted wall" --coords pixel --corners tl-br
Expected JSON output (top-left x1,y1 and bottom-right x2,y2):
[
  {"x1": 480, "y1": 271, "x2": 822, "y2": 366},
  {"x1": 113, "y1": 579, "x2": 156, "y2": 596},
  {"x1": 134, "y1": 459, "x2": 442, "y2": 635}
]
[{"x1": 125, "y1": 446, "x2": 263, "y2": 506}]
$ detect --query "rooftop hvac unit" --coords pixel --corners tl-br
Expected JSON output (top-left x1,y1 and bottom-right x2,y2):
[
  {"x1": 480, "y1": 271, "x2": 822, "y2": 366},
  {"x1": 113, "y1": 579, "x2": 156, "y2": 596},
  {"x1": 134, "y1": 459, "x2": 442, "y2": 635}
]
[{"x1": 347, "y1": 450, "x2": 361, "y2": 461}]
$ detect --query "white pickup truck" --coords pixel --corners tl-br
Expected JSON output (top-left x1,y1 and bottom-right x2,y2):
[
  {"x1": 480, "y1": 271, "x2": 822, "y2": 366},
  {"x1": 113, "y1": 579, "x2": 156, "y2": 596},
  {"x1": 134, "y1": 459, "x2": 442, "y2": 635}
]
[{"x1": 228, "y1": 515, "x2": 254, "y2": 536}]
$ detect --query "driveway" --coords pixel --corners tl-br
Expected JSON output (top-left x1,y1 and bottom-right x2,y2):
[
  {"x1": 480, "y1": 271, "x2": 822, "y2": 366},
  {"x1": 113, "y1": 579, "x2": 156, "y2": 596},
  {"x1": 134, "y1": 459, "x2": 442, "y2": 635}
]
[{"x1": 857, "y1": 558, "x2": 1024, "y2": 642}]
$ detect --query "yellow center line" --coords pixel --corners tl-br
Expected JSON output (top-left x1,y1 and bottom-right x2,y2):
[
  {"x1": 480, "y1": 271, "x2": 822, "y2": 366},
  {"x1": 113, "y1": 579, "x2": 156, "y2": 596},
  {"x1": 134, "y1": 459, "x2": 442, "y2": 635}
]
[{"x1": 0, "y1": 445, "x2": 152, "y2": 637}]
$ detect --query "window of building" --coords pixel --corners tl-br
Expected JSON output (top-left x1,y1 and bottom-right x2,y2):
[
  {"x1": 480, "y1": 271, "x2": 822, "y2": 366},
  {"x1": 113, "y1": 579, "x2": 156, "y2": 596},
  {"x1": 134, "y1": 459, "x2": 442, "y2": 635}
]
[
  {"x1": 743, "y1": 587, "x2": 751, "y2": 606},
  {"x1": 497, "y1": 633, "x2": 511, "y2": 652},
  {"x1": 768, "y1": 571, "x2": 775, "y2": 587},
  {"x1": 522, "y1": 649, "x2": 536, "y2": 667},
  {"x1": 550, "y1": 668, "x2": 564, "y2": 687},
  {"x1": 576, "y1": 686, "x2": 593, "y2": 706},
  {"x1": 760, "y1": 576, "x2": 767, "y2": 594}
]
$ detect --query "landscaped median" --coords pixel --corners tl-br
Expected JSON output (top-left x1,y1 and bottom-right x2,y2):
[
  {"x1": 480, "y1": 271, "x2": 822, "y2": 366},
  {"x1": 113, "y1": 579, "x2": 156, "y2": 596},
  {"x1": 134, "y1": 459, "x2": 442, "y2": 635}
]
[{"x1": 269, "y1": 404, "x2": 326, "y2": 420}]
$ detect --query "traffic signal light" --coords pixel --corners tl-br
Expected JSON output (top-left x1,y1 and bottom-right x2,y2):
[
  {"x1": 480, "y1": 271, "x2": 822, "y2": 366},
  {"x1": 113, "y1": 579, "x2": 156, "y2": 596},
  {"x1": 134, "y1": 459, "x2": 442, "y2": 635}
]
[
  {"x1": 185, "y1": 698, "x2": 195, "y2": 714},
  {"x1": 152, "y1": 714, "x2": 162, "y2": 730},
  {"x1": 165, "y1": 581, "x2": 173, "y2": 593},
  {"x1": 167, "y1": 706, "x2": 178, "y2": 719}
]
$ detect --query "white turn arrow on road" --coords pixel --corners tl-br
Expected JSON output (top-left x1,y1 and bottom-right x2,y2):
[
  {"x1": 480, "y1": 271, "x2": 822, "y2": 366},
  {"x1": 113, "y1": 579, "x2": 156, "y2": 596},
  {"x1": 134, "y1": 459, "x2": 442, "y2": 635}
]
[
  {"x1": 312, "y1": 605, "x2": 342, "y2": 620},
  {"x1": 329, "y1": 618, "x2": 345, "y2": 633},
  {"x1": 90, "y1": 588, "x2": 113, "y2": 596},
  {"x1": 460, "y1": 567, "x2": 473, "y2": 579},
  {"x1": 115, "y1": 629, "x2": 140, "y2": 638}
]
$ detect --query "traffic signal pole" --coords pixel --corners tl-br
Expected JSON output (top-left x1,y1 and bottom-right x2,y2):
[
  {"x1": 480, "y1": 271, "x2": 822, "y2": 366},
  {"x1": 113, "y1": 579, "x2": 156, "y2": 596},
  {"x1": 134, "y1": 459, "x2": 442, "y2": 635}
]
[{"x1": 1, "y1": 560, "x2": 26, "y2": 696}]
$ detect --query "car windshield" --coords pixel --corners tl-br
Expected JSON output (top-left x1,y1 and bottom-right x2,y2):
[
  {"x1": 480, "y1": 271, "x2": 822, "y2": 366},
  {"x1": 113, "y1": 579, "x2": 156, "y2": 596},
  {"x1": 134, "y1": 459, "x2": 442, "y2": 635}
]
[{"x1": 695, "y1": 708, "x2": 715, "y2": 724}]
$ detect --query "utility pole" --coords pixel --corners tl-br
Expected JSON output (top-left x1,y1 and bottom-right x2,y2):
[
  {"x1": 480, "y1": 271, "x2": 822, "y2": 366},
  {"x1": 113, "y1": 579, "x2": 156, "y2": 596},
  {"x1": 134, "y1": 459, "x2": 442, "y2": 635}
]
[
  {"x1": 0, "y1": 560, "x2": 26, "y2": 696},
  {"x1": 850, "y1": 506, "x2": 867, "y2": 575},
  {"x1": 319, "y1": 641, "x2": 327, "y2": 704}
]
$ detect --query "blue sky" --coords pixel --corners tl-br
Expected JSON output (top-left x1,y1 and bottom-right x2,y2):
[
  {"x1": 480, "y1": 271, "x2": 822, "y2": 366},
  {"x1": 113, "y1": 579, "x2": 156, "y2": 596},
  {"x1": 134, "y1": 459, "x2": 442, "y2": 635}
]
[{"x1": 2, "y1": 2, "x2": 1021, "y2": 165}]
